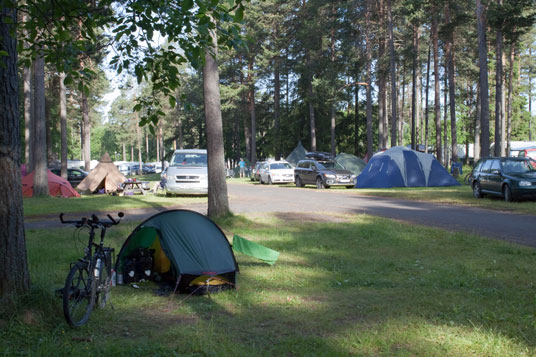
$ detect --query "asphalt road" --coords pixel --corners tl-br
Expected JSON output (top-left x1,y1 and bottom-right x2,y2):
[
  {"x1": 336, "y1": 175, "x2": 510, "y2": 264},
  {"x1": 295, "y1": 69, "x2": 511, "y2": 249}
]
[{"x1": 25, "y1": 181, "x2": 536, "y2": 248}]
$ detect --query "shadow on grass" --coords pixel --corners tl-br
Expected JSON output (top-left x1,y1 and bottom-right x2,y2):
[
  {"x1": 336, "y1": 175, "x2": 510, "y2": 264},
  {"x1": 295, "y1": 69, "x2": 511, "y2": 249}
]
[{"x1": 4, "y1": 213, "x2": 536, "y2": 354}]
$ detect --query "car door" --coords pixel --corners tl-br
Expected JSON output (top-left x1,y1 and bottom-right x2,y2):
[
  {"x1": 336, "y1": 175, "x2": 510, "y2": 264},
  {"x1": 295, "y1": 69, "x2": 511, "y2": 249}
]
[
  {"x1": 307, "y1": 162, "x2": 318, "y2": 184},
  {"x1": 487, "y1": 159, "x2": 503, "y2": 194},
  {"x1": 478, "y1": 159, "x2": 493, "y2": 191}
]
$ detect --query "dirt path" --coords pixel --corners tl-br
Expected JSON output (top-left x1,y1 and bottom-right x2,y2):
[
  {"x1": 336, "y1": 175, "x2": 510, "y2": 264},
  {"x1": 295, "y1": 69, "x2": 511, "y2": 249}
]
[{"x1": 25, "y1": 182, "x2": 536, "y2": 248}]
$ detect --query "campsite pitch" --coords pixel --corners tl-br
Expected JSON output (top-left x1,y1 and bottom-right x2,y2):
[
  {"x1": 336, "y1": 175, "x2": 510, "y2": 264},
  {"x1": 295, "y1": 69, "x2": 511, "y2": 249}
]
[{"x1": 3, "y1": 212, "x2": 536, "y2": 355}]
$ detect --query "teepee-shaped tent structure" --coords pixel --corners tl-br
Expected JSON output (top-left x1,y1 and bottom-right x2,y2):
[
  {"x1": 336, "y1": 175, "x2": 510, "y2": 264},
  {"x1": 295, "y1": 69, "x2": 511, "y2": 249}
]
[{"x1": 77, "y1": 152, "x2": 126, "y2": 193}]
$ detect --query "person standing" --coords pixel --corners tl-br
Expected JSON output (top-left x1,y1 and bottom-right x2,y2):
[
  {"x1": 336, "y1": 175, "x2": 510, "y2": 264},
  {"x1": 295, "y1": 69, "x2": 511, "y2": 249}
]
[{"x1": 239, "y1": 158, "x2": 246, "y2": 178}]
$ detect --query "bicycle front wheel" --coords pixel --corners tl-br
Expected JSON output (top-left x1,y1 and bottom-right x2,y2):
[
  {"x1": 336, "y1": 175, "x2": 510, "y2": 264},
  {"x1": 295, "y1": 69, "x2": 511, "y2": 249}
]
[
  {"x1": 96, "y1": 253, "x2": 112, "y2": 308},
  {"x1": 63, "y1": 262, "x2": 96, "y2": 327}
]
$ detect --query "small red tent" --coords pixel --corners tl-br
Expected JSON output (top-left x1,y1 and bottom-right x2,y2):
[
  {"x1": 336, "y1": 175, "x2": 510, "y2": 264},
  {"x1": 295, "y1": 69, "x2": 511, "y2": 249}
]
[{"x1": 22, "y1": 170, "x2": 81, "y2": 198}]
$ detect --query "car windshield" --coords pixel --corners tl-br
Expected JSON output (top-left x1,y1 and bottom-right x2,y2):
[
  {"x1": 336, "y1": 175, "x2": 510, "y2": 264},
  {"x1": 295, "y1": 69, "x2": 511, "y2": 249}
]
[
  {"x1": 502, "y1": 160, "x2": 536, "y2": 174},
  {"x1": 317, "y1": 160, "x2": 344, "y2": 170},
  {"x1": 170, "y1": 153, "x2": 207, "y2": 167},
  {"x1": 270, "y1": 163, "x2": 292, "y2": 170}
]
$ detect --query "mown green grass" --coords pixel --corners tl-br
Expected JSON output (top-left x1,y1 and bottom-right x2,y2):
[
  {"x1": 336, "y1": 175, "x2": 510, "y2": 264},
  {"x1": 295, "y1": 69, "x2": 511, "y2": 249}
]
[{"x1": 2, "y1": 213, "x2": 535, "y2": 355}]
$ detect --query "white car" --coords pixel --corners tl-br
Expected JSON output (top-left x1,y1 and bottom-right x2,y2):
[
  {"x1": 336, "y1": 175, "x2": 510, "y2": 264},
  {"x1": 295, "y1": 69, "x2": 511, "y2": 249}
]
[
  {"x1": 259, "y1": 161, "x2": 295, "y2": 184},
  {"x1": 162, "y1": 149, "x2": 208, "y2": 195}
]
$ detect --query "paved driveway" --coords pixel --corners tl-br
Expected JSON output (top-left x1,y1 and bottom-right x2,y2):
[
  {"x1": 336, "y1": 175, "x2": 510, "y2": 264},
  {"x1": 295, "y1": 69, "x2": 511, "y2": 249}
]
[{"x1": 25, "y1": 182, "x2": 536, "y2": 247}]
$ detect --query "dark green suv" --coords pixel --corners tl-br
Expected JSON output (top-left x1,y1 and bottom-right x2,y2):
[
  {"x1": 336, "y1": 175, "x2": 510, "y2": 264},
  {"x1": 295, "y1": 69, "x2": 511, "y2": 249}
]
[{"x1": 472, "y1": 157, "x2": 536, "y2": 202}]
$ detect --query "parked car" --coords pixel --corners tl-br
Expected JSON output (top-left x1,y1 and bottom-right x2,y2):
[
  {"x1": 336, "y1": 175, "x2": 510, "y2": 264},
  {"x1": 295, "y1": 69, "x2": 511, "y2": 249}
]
[
  {"x1": 259, "y1": 161, "x2": 294, "y2": 184},
  {"x1": 294, "y1": 158, "x2": 356, "y2": 189},
  {"x1": 517, "y1": 147, "x2": 536, "y2": 168},
  {"x1": 50, "y1": 168, "x2": 88, "y2": 188},
  {"x1": 162, "y1": 149, "x2": 208, "y2": 195},
  {"x1": 250, "y1": 161, "x2": 265, "y2": 181},
  {"x1": 472, "y1": 157, "x2": 536, "y2": 202}
]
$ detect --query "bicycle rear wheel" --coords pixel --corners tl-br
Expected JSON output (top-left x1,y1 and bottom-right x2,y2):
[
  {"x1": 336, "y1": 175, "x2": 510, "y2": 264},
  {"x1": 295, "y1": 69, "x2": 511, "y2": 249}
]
[{"x1": 63, "y1": 262, "x2": 95, "y2": 327}]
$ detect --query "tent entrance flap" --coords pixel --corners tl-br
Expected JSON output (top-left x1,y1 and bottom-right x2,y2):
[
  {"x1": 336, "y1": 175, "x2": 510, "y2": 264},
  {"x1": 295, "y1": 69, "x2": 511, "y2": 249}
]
[{"x1": 118, "y1": 227, "x2": 171, "y2": 274}]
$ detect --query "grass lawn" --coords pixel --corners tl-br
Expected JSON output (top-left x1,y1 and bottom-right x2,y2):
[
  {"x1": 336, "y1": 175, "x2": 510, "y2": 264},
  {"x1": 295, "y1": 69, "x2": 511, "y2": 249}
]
[{"x1": 2, "y1": 212, "x2": 535, "y2": 355}]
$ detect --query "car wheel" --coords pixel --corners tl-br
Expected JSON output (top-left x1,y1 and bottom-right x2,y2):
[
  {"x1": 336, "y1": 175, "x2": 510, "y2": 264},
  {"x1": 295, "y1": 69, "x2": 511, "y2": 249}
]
[
  {"x1": 316, "y1": 177, "x2": 325, "y2": 189},
  {"x1": 295, "y1": 176, "x2": 303, "y2": 188},
  {"x1": 472, "y1": 181, "x2": 483, "y2": 199},
  {"x1": 503, "y1": 184, "x2": 514, "y2": 202},
  {"x1": 346, "y1": 185, "x2": 354, "y2": 189}
]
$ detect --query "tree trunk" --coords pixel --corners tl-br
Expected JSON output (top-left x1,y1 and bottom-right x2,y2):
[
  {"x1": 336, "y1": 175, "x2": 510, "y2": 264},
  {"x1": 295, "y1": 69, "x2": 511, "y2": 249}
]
[
  {"x1": 60, "y1": 73, "x2": 68, "y2": 179},
  {"x1": 475, "y1": 83, "x2": 481, "y2": 162},
  {"x1": 32, "y1": 51, "x2": 49, "y2": 196},
  {"x1": 274, "y1": 55, "x2": 281, "y2": 160},
  {"x1": 445, "y1": 5, "x2": 457, "y2": 163},
  {"x1": 239, "y1": 57, "x2": 251, "y2": 161},
  {"x1": 415, "y1": 25, "x2": 421, "y2": 148},
  {"x1": 354, "y1": 77, "x2": 360, "y2": 156},
  {"x1": 204, "y1": 33, "x2": 230, "y2": 217},
  {"x1": 330, "y1": 26, "x2": 336, "y2": 157},
  {"x1": 376, "y1": 0, "x2": 386, "y2": 149},
  {"x1": 399, "y1": 64, "x2": 406, "y2": 146},
  {"x1": 506, "y1": 44, "x2": 514, "y2": 155},
  {"x1": 82, "y1": 93, "x2": 90, "y2": 171},
  {"x1": 365, "y1": 0, "x2": 373, "y2": 158},
  {"x1": 388, "y1": 0, "x2": 397, "y2": 148},
  {"x1": 136, "y1": 112, "x2": 142, "y2": 175},
  {"x1": 443, "y1": 63, "x2": 449, "y2": 166},
  {"x1": 424, "y1": 39, "x2": 431, "y2": 153},
  {"x1": 411, "y1": 24, "x2": 418, "y2": 150},
  {"x1": 0, "y1": 6, "x2": 31, "y2": 300},
  {"x1": 476, "y1": 0, "x2": 490, "y2": 157},
  {"x1": 248, "y1": 59, "x2": 257, "y2": 166},
  {"x1": 432, "y1": 14, "x2": 442, "y2": 163},
  {"x1": 494, "y1": 1, "x2": 504, "y2": 157}
]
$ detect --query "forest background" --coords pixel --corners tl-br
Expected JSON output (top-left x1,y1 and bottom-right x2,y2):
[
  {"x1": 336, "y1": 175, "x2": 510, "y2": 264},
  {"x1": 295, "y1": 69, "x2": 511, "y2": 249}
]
[{"x1": 23, "y1": 0, "x2": 536, "y2": 172}]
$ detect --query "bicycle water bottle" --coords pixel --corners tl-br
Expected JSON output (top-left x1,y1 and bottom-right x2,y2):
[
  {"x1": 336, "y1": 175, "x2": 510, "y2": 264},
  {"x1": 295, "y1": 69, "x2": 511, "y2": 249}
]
[{"x1": 95, "y1": 258, "x2": 102, "y2": 278}]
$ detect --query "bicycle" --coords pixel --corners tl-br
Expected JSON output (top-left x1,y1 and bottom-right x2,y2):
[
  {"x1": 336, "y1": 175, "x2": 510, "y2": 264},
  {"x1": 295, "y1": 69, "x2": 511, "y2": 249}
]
[{"x1": 60, "y1": 212, "x2": 124, "y2": 327}]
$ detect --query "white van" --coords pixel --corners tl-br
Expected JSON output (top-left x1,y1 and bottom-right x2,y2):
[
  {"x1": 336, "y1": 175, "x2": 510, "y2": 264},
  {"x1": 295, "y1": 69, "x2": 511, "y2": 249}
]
[{"x1": 162, "y1": 149, "x2": 208, "y2": 195}]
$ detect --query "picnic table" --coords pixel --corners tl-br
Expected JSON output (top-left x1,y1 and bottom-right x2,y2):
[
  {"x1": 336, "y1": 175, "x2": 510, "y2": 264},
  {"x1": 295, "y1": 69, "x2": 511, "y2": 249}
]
[{"x1": 121, "y1": 180, "x2": 149, "y2": 195}]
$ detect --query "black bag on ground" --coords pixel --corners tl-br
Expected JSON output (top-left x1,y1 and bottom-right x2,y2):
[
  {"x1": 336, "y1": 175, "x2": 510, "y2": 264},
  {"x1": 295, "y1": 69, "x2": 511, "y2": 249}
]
[{"x1": 123, "y1": 248, "x2": 155, "y2": 283}]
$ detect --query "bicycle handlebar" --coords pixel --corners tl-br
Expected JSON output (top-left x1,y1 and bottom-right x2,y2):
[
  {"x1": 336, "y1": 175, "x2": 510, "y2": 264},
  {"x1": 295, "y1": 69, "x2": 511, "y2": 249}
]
[{"x1": 59, "y1": 212, "x2": 124, "y2": 228}]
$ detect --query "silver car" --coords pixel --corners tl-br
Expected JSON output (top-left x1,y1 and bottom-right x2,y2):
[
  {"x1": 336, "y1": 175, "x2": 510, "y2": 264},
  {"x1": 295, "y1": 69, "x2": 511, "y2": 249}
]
[
  {"x1": 162, "y1": 149, "x2": 208, "y2": 195},
  {"x1": 259, "y1": 161, "x2": 295, "y2": 184}
]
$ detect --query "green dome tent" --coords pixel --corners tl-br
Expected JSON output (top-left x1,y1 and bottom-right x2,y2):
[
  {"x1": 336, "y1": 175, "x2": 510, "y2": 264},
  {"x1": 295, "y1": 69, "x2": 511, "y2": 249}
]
[
  {"x1": 116, "y1": 210, "x2": 238, "y2": 294},
  {"x1": 335, "y1": 153, "x2": 367, "y2": 176},
  {"x1": 285, "y1": 141, "x2": 307, "y2": 167}
]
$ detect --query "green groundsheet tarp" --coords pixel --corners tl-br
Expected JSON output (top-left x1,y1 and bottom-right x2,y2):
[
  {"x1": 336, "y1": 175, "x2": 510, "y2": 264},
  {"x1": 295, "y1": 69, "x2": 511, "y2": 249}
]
[{"x1": 232, "y1": 235, "x2": 279, "y2": 265}]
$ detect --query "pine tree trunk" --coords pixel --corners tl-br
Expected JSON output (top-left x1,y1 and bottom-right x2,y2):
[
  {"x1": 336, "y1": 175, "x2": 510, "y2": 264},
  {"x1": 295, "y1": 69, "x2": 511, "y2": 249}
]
[
  {"x1": 388, "y1": 0, "x2": 397, "y2": 148},
  {"x1": 424, "y1": 40, "x2": 431, "y2": 153},
  {"x1": 377, "y1": 0, "x2": 386, "y2": 149},
  {"x1": 82, "y1": 92, "x2": 90, "y2": 171},
  {"x1": 248, "y1": 59, "x2": 257, "y2": 166},
  {"x1": 445, "y1": 5, "x2": 457, "y2": 164},
  {"x1": 22, "y1": 12, "x2": 32, "y2": 171},
  {"x1": 365, "y1": 0, "x2": 373, "y2": 158},
  {"x1": 432, "y1": 15, "x2": 442, "y2": 163},
  {"x1": 411, "y1": 24, "x2": 418, "y2": 150},
  {"x1": 476, "y1": 0, "x2": 490, "y2": 157},
  {"x1": 506, "y1": 44, "x2": 514, "y2": 155},
  {"x1": 60, "y1": 73, "x2": 68, "y2": 179},
  {"x1": 32, "y1": 52, "x2": 49, "y2": 196},
  {"x1": 415, "y1": 25, "x2": 421, "y2": 148},
  {"x1": 494, "y1": 4, "x2": 504, "y2": 157},
  {"x1": 274, "y1": 55, "x2": 281, "y2": 160},
  {"x1": 0, "y1": 6, "x2": 31, "y2": 300},
  {"x1": 475, "y1": 83, "x2": 481, "y2": 162},
  {"x1": 204, "y1": 33, "x2": 230, "y2": 217}
]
